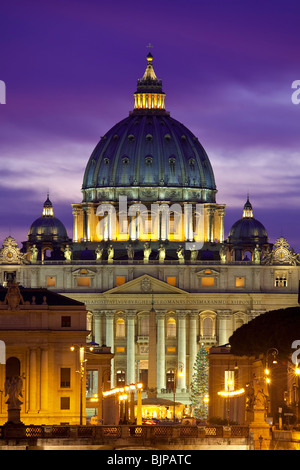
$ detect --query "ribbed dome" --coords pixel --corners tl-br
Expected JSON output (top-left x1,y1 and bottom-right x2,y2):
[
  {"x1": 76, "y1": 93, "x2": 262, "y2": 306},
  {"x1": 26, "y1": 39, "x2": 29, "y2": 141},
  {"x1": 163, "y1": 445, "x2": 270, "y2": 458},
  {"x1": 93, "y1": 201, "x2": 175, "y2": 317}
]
[
  {"x1": 82, "y1": 54, "x2": 216, "y2": 204},
  {"x1": 83, "y1": 114, "x2": 216, "y2": 190},
  {"x1": 228, "y1": 198, "x2": 268, "y2": 243},
  {"x1": 28, "y1": 196, "x2": 69, "y2": 242}
]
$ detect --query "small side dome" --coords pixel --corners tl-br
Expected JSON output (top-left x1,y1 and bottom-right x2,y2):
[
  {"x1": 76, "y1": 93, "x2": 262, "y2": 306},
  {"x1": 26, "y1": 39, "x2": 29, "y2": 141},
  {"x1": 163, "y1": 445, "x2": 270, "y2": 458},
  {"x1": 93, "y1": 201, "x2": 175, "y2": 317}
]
[
  {"x1": 228, "y1": 197, "x2": 268, "y2": 244},
  {"x1": 28, "y1": 195, "x2": 69, "y2": 243}
]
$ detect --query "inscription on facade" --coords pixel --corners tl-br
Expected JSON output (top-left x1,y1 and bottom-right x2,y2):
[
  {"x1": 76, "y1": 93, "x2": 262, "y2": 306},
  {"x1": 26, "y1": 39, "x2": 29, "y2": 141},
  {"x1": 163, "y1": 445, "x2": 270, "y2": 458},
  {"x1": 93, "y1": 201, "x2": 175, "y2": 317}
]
[{"x1": 82, "y1": 297, "x2": 260, "y2": 306}]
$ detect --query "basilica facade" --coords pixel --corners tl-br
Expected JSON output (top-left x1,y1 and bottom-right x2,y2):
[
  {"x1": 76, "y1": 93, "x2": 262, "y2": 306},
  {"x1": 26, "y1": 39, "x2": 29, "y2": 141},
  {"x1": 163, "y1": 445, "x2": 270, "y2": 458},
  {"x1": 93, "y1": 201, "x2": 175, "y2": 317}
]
[{"x1": 1, "y1": 53, "x2": 299, "y2": 410}]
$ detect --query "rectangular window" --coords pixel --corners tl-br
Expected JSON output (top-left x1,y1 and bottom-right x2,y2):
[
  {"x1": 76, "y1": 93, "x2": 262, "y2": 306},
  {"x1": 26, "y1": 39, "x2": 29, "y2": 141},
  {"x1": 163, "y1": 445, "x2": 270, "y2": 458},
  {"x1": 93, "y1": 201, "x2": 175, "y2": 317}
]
[
  {"x1": 61, "y1": 316, "x2": 71, "y2": 327},
  {"x1": 116, "y1": 276, "x2": 125, "y2": 286},
  {"x1": 167, "y1": 346, "x2": 176, "y2": 353},
  {"x1": 235, "y1": 277, "x2": 245, "y2": 288},
  {"x1": 87, "y1": 370, "x2": 99, "y2": 396},
  {"x1": 60, "y1": 368, "x2": 71, "y2": 388},
  {"x1": 201, "y1": 277, "x2": 215, "y2": 287},
  {"x1": 60, "y1": 397, "x2": 70, "y2": 410},
  {"x1": 77, "y1": 277, "x2": 90, "y2": 287},
  {"x1": 116, "y1": 346, "x2": 125, "y2": 353},
  {"x1": 3, "y1": 271, "x2": 16, "y2": 286},
  {"x1": 275, "y1": 271, "x2": 288, "y2": 287},
  {"x1": 167, "y1": 276, "x2": 176, "y2": 286},
  {"x1": 47, "y1": 276, "x2": 56, "y2": 287}
]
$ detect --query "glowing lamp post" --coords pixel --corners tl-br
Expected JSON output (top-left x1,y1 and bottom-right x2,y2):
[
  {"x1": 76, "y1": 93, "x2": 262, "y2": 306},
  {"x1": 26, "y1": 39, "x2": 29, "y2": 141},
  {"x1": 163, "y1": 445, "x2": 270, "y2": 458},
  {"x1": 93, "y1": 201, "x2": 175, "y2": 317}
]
[
  {"x1": 173, "y1": 364, "x2": 184, "y2": 422},
  {"x1": 129, "y1": 384, "x2": 136, "y2": 424},
  {"x1": 70, "y1": 344, "x2": 95, "y2": 425},
  {"x1": 136, "y1": 383, "x2": 143, "y2": 425}
]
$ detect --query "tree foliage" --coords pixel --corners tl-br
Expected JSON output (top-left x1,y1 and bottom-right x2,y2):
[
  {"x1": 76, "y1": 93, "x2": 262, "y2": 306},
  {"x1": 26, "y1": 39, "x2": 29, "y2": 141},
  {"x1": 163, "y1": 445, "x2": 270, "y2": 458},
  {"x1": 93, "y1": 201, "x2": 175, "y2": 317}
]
[
  {"x1": 229, "y1": 306, "x2": 300, "y2": 358},
  {"x1": 190, "y1": 345, "x2": 209, "y2": 419}
]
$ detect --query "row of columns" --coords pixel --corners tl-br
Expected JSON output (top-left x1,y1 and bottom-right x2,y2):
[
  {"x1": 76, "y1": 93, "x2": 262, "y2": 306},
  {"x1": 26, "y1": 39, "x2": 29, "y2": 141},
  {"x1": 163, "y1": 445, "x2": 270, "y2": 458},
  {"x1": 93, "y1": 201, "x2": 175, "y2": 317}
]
[
  {"x1": 93, "y1": 309, "x2": 241, "y2": 391},
  {"x1": 24, "y1": 348, "x2": 49, "y2": 413},
  {"x1": 72, "y1": 203, "x2": 226, "y2": 243}
]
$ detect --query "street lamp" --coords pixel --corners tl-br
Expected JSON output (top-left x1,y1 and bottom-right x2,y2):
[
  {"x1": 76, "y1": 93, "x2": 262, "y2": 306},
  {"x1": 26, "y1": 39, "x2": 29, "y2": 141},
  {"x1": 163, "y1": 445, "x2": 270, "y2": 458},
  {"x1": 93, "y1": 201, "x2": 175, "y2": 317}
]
[
  {"x1": 173, "y1": 363, "x2": 184, "y2": 422},
  {"x1": 264, "y1": 348, "x2": 279, "y2": 380},
  {"x1": 118, "y1": 391, "x2": 128, "y2": 424},
  {"x1": 293, "y1": 363, "x2": 300, "y2": 423},
  {"x1": 136, "y1": 383, "x2": 143, "y2": 425},
  {"x1": 263, "y1": 348, "x2": 278, "y2": 415},
  {"x1": 70, "y1": 344, "x2": 95, "y2": 425}
]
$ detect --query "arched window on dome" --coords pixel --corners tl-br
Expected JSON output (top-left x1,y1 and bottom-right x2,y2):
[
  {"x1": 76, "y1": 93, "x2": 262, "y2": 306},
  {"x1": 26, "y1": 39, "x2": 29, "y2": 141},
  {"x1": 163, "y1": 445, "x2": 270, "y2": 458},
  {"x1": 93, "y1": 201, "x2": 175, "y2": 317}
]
[
  {"x1": 144, "y1": 155, "x2": 154, "y2": 184},
  {"x1": 169, "y1": 157, "x2": 176, "y2": 173},
  {"x1": 188, "y1": 158, "x2": 195, "y2": 172},
  {"x1": 145, "y1": 155, "x2": 153, "y2": 166}
]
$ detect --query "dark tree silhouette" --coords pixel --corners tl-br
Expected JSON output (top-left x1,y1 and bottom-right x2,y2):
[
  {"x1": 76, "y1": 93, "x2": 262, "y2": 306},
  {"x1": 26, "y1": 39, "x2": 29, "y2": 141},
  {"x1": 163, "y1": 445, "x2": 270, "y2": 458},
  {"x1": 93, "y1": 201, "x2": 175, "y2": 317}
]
[{"x1": 229, "y1": 307, "x2": 300, "y2": 359}]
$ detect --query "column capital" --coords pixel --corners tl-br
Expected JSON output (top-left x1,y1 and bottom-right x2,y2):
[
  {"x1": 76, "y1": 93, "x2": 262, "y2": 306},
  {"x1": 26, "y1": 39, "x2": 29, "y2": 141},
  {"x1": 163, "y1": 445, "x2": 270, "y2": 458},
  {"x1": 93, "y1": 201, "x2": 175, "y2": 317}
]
[
  {"x1": 93, "y1": 309, "x2": 103, "y2": 316},
  {"x1": 125, "y1": 309, "x2": 137, "y2": 318},
  {"x1": 177, "y1": 310, "x2": 191, "y2": 318},
  {"x1": 104, "y1": 310, "x2": 115, "y2": 319},
  {"x1": 216, "y1": 309, "x2": 232, "y2": 318},
  {"x1": 217, "y1": 207, "x2": 226, "y2": 217},
  {"x1": 189, "y1": 310, "x2": 199, "y2": 319},
  {"x1": 72, "y1": 207, "x2": 81, "y2": 216},
  {"x1": 156, "y1": 310, "x2": 166, "y2": 320}
]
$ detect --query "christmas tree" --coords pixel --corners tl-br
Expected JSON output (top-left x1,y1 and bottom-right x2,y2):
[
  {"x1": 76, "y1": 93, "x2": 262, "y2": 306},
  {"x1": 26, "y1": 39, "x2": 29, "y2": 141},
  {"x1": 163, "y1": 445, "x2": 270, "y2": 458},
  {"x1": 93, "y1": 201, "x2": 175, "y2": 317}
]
[{"x1": 190, "y1": 345, "x2": 209, "y2": 419}]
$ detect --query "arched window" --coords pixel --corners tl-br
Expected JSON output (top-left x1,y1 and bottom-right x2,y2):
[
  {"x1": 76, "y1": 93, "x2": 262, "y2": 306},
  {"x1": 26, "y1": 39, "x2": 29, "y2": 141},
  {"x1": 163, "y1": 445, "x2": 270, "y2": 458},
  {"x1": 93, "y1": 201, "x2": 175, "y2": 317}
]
[
  {"x1": 202, "y1": 317, "x2": 213, "y2": 337},
  {"x1": 140, "y1": 316, "x2": 149, "y2": 336},
  {"x1": 167, "y1": 318, "x2": 176, "y2": 338},
  {"x1": 43, "y1": 248, "x2": 52, "y2": 260},
  {"x1": 243, "y1": 250, "x2": 252, "y2": 261},
  {"x1": 116, "y1": 318, "x2": 125, "y2": 337}
]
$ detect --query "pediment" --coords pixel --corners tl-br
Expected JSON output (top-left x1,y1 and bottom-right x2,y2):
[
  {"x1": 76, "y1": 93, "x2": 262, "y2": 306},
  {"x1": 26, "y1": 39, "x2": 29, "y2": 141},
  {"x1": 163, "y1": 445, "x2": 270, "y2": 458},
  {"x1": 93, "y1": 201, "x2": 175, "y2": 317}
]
[
  {"x1": 196, "y1": 268, "x2": 220, "y2": 277},
  {"x1": 105, "y1": 274, "x2": 188, "y2": 295},
  {"x1": 72, "y1": 268, "x2": 96, "y2": 277}
]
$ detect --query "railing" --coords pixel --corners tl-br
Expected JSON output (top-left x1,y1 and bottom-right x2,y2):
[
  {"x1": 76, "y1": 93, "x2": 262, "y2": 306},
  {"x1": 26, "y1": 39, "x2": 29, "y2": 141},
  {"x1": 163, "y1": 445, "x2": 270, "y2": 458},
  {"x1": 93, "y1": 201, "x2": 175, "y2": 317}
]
[
  {"x1": 0, "y1": 424, "x2": 249, "y2": 440},
  {"x1": 39, "y1": 259, "x2": 254, "y2": 266}
]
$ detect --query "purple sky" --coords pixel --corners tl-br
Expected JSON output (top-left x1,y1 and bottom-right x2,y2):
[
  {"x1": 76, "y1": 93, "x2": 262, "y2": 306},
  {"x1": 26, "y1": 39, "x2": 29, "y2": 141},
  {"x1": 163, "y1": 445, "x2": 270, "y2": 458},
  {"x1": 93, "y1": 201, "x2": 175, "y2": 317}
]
[{"x1": 1, "y1": 0, "x2": 300, "y2": 251}]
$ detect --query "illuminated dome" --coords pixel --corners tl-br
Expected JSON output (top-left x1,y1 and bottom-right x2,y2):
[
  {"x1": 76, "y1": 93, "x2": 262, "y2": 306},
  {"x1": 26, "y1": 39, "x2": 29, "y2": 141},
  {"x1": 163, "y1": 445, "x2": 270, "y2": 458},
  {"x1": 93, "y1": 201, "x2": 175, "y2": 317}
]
[
  {"x1": 28, "y1": 195, "x2": 70, "y2": 243},
  {"x1": 228, "y1": 198, "x2": 268, "y2": 244},
  {"x1": 82, "y1": 53, "x2": 217, "y2": 204}
]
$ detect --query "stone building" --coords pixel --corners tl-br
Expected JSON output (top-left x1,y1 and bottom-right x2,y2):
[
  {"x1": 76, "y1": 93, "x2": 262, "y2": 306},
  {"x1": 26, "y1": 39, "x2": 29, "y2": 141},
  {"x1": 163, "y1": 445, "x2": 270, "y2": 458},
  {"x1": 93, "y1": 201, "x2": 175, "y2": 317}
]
[
  {"x1": 0, "y1": 282, "x2": 111, "y2": 425},
  {"x1": 0, "y1": 53, "x2": 299, "y2": 411}
]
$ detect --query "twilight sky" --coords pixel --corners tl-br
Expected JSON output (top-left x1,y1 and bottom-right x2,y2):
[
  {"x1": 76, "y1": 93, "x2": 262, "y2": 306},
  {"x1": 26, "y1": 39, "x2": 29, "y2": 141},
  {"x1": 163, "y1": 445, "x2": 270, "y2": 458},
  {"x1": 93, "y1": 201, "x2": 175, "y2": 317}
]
[{"x1": 1, "y1": 0, "x2": 300, "y2": 251}]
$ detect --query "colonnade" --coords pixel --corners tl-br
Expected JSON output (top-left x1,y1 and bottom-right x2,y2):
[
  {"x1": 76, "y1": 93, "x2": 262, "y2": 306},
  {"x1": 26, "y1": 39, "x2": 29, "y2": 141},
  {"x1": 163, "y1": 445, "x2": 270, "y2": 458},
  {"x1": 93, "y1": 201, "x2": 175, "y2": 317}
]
[
  {"x1": 72, "y1": 202, "x2": 226, "y2": 244},
  {"x1": 92, "y1": 308, "x2": 241, "y2": 392}
]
